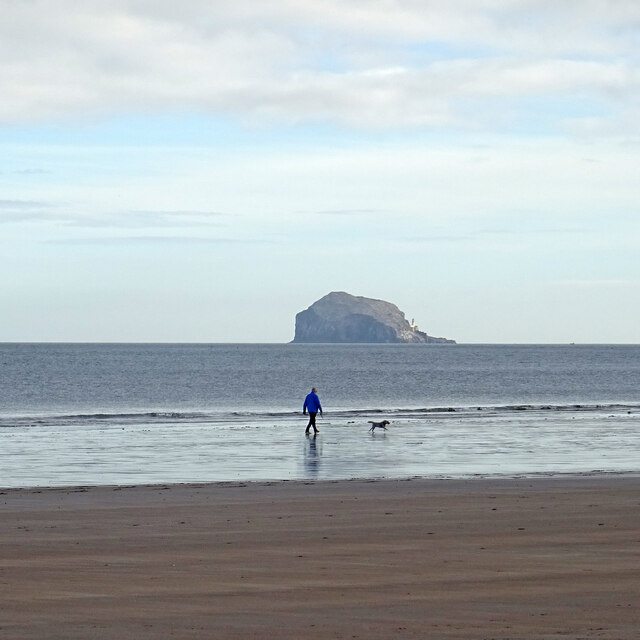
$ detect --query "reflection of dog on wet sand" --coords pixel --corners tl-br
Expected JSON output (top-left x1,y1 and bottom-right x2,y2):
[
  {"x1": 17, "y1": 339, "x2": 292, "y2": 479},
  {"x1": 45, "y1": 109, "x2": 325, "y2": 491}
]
[{"x1": 368, "y1": 420, "x2": 390, "y2": 432}]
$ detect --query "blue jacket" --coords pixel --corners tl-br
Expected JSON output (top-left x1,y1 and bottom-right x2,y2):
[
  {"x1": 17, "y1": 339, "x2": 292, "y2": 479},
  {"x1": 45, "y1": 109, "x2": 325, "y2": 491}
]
[{"x1": 303, "y1": 391, "x2": 322, "y2": 413}]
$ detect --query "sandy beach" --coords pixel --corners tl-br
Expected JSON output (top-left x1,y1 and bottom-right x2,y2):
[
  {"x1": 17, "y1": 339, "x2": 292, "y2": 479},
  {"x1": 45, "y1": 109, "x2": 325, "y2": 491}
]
[{"x1": 1, "y1": 475, "x2": 638, "y2": 639}]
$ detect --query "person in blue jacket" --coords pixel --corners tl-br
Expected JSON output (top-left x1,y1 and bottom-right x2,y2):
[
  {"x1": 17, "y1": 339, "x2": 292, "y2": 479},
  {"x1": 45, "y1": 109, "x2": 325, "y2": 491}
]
[{"x1": 303, "y1": 387, "x2": 323, "y2": 435}]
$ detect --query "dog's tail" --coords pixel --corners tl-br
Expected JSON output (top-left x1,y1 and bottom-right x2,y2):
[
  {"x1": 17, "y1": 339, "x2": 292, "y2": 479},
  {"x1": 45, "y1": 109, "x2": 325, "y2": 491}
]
[{"x1": 367, "y1": 421, "x2": 375, "y2": 424}]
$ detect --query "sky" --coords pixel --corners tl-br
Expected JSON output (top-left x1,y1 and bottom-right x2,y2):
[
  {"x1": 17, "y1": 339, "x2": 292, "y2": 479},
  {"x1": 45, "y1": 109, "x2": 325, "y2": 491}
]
[{"x1": 1, "y1": 0, "x2": 639, "y2": 343}]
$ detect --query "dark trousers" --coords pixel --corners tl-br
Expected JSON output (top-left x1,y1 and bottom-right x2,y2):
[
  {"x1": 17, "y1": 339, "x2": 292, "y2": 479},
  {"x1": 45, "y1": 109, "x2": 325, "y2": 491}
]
[{"x1": 306, "y1": 412, "x2": 318, "y2": 433}]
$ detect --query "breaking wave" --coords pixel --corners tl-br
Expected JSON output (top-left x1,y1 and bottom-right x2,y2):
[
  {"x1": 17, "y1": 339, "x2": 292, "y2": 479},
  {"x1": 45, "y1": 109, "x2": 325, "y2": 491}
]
[{"x1": 1, "y1": 403, "x2": 638, "y2": 430}]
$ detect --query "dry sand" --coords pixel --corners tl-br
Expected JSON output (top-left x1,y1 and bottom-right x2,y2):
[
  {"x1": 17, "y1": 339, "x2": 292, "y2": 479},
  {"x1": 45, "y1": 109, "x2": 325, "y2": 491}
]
[{"x1": 1, "y1": 476, "x2": 638, "y2": 639}]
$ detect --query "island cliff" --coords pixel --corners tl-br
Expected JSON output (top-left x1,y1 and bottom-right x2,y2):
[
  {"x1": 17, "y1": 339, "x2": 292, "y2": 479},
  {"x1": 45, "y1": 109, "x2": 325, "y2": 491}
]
[{"x1": 292, "y1": 292, "x2": 455, "y2": 344}]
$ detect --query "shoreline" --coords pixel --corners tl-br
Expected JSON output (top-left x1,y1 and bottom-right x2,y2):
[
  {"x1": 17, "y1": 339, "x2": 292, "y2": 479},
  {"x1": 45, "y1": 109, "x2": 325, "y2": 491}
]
[
  {"x1": 2, "y1": 468, "x2": 639, "y2": 494},
  {"x1": 2, "y1": 474, "x2": 639, "y2": 638}
]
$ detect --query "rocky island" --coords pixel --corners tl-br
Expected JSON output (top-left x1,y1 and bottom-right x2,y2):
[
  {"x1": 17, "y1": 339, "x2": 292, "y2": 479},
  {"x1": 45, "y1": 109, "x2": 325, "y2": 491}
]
[{"x1": 292, "y1": 292, "x2": 455, "y2": 344}]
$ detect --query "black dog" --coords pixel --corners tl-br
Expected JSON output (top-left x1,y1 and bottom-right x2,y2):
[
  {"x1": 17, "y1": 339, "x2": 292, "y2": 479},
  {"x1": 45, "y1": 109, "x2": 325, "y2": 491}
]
[{"x1": 368, "y1": 420, "x2": 390, "y2": 432}]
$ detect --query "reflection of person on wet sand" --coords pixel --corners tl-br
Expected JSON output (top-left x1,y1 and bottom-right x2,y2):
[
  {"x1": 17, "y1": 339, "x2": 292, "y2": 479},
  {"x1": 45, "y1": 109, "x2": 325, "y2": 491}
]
[
  {"x1": 303, "y1": 387, "x2": 322, "y2": 435},
  {"x1": 304, "y1": 434, "x2": 321, "y2": 478}
]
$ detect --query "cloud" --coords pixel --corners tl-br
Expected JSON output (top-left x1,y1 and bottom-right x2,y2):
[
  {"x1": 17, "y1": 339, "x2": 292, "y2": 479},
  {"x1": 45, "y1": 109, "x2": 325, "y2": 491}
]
[
  {"x1": 396, "y1": 223, "x2": 589, "y2": 246},
  {"x1": 551, "y1": 279, "x2": 640, "y2": 288},
  {"x1": 399, "y1": 233, "x2": 473, "y2": 244},
  {"x1": 311, "y1": 209, "x2": 382, "y2": 216},
  {"x1": 0, "y1": 199, "x2": 53, "y2": 209},
  {"x1": 65, "y1": 210, "x2": 227, "y2": 228},
  {"x1": 0, "y1": 203, "x2": 227, "y2": 228},
  {"x1": 0, "y1": 199, "x2": 59, "y2": 223},
  {"x1": 48, "y1": 235, "x2": 273, "y2": 246},
  {"x1": 0, "y1": 1, "x2": 638, "y2": 135}
]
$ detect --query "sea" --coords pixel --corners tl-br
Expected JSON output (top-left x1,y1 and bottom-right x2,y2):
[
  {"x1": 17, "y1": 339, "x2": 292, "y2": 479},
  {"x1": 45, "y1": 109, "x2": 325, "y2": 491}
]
[{"x1": 1, "y1": 343, "x2": 638, "y2": 488}]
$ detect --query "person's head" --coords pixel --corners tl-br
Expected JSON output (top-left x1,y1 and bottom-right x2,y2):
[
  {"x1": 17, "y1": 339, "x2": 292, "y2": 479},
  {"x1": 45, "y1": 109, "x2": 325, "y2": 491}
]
[{"x1": 312, "y1": 387, "x2": 318, "y2": 393}]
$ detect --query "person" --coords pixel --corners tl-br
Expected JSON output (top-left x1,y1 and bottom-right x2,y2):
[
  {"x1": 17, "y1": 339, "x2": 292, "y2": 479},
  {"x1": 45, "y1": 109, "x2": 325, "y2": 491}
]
[{"x1": 303, "y1": 387, "x2": 323, "y2": 435}]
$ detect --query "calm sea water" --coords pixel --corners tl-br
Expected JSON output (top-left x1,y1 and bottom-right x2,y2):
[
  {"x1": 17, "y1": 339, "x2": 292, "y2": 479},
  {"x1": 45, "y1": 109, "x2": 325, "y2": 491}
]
[{"x1": 1, "y1": 343, "x2": 638, "y2": 487}]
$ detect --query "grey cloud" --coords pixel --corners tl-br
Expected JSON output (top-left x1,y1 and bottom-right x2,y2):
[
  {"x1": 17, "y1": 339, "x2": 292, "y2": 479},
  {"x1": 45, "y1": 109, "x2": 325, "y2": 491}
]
[
  {"x1": 0, "y1": 205, "x2": 227, "y2": 228},
  {"x1": 312, "y1": 209, "x2": 383, "y2": 216},
  {"x1": 0, "y1": 2, "x2": 638, "y2": 134},
  {"x1": 0, "y1": 199, "x2": 54, "y2": 210},
  {"x1": 0, "y1": 212, "x2": 54, "y2": 224},
  {"x1": 550, "y1": 279, "x2": 640, "y2": 288},
  {"x1": 48, "y1": 235, "x2": 273, "y2": 246},
  {"x1": 400, "y1": 233, "x2": 474, "y2": 244},
  {"x1": 64, "y1": 210, "x2": 227, "y2": 229},
  {"x1": 476, "y1": 226, "x2": 590, "y2": 236},
  {"x1": 400, "y1": 225, "x2": 591, "y2": 244},
  {"x1": 0, "y1": 199, "x2": 60, "y2": 223}
]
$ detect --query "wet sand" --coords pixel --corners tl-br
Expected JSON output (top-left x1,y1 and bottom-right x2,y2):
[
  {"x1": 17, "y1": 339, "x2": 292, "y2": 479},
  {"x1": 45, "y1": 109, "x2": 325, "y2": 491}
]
[{"x1": 1, "y1": 475, "x2": 638, "y2": 639}]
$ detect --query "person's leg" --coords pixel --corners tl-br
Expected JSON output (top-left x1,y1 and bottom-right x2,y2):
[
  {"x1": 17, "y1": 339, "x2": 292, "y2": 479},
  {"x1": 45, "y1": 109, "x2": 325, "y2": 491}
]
[
  {"x1": 305, "y1": 412, "x2": 316, "y2": 434},
  {"x1": 311, "y1": 412, "x2": 318, "y2": 434}
]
